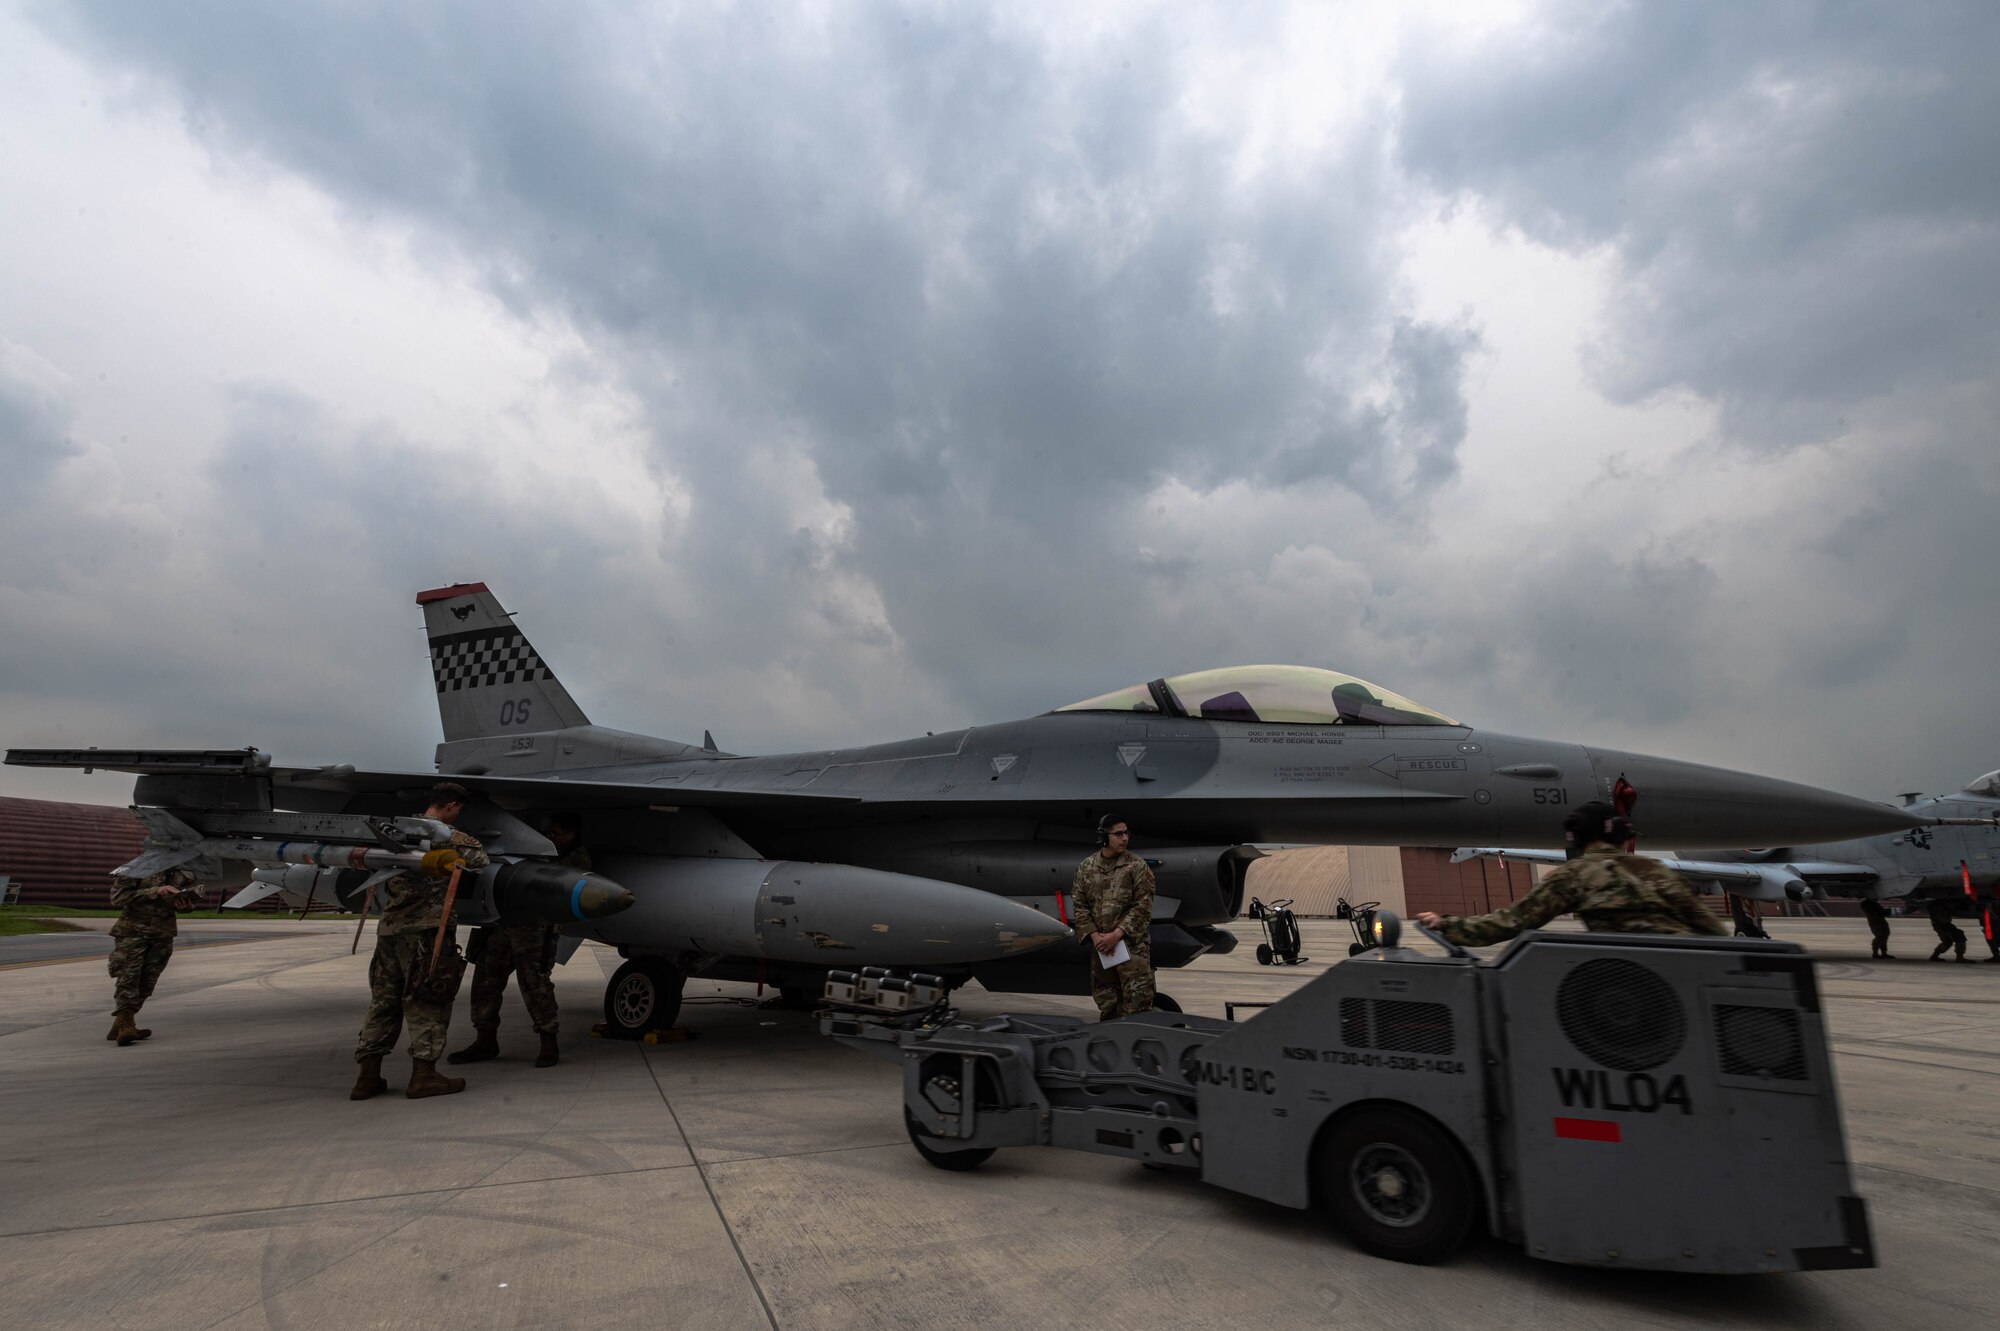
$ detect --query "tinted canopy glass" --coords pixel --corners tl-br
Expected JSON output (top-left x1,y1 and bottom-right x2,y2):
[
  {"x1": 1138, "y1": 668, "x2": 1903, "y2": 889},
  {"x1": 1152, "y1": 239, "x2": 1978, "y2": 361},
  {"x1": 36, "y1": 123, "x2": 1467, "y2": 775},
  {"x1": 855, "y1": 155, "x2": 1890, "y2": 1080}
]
[{"x1": 1056, "y1": 665, "x2": 1458, "y2": 726}]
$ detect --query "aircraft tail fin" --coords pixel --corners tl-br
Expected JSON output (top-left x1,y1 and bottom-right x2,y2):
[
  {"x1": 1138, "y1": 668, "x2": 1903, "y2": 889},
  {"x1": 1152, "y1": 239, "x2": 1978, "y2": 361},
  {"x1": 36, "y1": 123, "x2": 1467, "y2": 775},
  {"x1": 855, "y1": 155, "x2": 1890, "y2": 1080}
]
[{"x1": 417, "y1": 583, "x2": 590, "y2": 742}]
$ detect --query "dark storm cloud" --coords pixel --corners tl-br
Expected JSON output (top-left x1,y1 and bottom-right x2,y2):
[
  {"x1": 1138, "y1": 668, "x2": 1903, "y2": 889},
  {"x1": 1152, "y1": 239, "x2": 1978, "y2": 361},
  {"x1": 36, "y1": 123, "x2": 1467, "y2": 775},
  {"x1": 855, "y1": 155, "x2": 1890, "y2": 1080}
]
[
  {"x1": 1399, "y1": 0, "x2": 2000, "y2": 443},
  {"x1": 43, "y1": 2, "x2": 1473, "y2": 494},
  {"x1": 22, "y1": 1, "x2": 1991, "y2": 806},
  {"x1": 35, "y1": 1, "x2": 1484, "y2": 734},
  {"x1": 1365, "y1": 0, "x2": 2000, "y2": 795},
  {"x1": 0, "y1": 356, "x2": 82, "y2": 506}
]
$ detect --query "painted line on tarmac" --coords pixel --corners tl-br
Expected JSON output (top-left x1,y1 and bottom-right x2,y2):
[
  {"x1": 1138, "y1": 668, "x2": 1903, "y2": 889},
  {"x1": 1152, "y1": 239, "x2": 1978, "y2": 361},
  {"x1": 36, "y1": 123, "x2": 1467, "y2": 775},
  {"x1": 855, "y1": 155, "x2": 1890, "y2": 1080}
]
[
  {"x1": 1833, "y1": 1048, "x2": 2000, "y2": 1079},
  {"x1": 641, "y1": 1043, "x2": 781, "y2": 1331},
  {"x1": 1823, "y1": 990, "x2": 2000, "y2": 1006}
]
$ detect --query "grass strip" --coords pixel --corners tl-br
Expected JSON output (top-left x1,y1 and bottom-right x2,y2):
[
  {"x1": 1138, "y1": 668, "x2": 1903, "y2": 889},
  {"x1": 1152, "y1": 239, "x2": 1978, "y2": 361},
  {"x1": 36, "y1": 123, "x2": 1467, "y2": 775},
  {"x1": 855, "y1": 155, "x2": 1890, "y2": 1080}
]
[{"x1": 0, "y1": 915, "x2": 85, "y2": 936}]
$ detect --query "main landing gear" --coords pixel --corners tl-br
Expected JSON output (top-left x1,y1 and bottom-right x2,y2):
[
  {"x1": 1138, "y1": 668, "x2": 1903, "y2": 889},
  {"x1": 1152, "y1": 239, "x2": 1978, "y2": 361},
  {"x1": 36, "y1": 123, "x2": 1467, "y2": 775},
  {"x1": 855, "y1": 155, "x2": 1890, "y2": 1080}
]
[{"x1": 603, "y1": 957, "x2": 685, "y2": 1038}]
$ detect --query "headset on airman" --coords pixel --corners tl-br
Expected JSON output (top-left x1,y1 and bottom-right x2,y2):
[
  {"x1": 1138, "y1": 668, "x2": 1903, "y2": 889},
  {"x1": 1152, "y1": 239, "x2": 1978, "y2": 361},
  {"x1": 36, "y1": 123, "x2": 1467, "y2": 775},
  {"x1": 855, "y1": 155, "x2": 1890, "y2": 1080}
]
[
  {"x1": 1562, "y1": 801, "x2": 1632, "y2": 858},
  {"x1": 1096, "y1": 813, "x2": 1128, "y2": 848}
]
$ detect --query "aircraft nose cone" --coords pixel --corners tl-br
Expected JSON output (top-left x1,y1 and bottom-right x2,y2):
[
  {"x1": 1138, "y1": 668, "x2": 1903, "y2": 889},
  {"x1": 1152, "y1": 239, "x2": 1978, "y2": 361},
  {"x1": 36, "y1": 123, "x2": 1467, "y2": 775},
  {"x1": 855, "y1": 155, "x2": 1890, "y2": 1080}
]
[{"x1": 1583, "y1": 748, "x2": 1924, "y2": 846}]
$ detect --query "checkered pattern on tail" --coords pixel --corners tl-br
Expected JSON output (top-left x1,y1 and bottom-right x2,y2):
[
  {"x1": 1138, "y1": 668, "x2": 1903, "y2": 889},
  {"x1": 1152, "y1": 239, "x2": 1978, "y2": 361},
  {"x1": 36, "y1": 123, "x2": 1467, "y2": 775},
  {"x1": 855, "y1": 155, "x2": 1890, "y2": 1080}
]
[{"x1": 430, "y1": 630, "x2": 555, "y2": 695}]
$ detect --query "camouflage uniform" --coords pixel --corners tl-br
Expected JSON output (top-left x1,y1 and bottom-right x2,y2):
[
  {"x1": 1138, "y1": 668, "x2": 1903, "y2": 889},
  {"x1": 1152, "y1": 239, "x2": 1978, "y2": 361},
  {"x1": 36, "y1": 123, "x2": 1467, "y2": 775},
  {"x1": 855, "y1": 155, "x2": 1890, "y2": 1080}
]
[
  {"x1": 354, "y1": 828, "x2": 489, "y2": 1063},
  {"x1": 1071, "y1": 849, "x2": 1156, "y2": 1019},
  {"x1": 1860, "y1": 898, "x2": 1892, "y2": 958},
  {"x1": 1927, "y1": 901, "x2": 1968, "y2": 961},
  {"x1": 107, "y1": 866, "x2": 197, "y2": 1018},
  {"x1": 1434, "y1": 844, "x2": 1727, "y2": 947},
  {"x1": 464, "y1": 845, "x2": 586, "y2": 1036}
]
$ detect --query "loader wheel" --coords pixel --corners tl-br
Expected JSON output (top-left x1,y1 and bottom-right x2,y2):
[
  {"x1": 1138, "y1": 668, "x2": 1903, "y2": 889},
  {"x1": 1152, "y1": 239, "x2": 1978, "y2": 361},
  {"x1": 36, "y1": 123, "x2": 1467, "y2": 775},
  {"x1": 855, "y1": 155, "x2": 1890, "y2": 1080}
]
[
  {"x1": 1152, "y1": 993, "x2": 1182, "y2": 1014},
  {"x1": 905, "y1": 1107, "x2": 995, "y2": 1171},
  {"x1": 604, "y1": 958, "x2": 684, "y2": 1039},
  {"x1": 1317, "y1": 1108, "x2": 1476, "y2": 1265},
  {"x1": 1256, "y1": 943, "x2": 1274, "y2": 966}
]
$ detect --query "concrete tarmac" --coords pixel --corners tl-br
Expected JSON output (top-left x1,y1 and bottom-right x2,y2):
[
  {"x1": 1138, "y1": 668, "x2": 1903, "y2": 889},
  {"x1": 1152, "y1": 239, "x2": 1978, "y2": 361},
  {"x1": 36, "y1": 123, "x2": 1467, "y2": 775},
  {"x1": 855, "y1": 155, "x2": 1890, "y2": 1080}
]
[{"x1": 1, "y1": 917, "x2": 1995, "y2": 1329}]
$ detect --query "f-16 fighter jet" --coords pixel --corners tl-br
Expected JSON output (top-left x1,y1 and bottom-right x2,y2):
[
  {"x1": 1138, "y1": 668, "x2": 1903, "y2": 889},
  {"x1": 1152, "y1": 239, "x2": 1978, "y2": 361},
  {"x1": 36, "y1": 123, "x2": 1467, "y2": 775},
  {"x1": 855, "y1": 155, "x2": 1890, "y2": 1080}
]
[{"x1": 6, "y1": 582, "x2": 1922, "y2": 1033}]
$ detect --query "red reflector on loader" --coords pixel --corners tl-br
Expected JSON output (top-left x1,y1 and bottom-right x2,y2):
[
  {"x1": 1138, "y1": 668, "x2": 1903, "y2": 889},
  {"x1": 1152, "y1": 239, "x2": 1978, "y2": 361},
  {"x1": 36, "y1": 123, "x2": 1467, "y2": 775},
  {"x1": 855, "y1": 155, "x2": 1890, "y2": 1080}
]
[{"x1": 1554, "y1": 1117, "x2": 1622, "y2": 1142}]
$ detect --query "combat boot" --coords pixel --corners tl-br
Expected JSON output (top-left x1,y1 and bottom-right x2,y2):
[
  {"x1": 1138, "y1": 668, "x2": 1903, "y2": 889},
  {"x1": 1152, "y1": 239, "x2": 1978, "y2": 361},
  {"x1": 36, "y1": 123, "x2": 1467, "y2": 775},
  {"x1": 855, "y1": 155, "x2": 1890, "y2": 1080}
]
[
  {"x1": 447, "y1": 1027, "x2": 499, "y2": 1065},
  {"x1": 349, "y1": 1054, "x2": 389, "y2": 1101},
  {"x1": 535, "y1": 1032, "x2": 560, "y2": 1068},
  {"x1": 406, "y1": 1059, "x2": 466, "y2": 1099},
  {"x1": 108, "y1": 1011, "x2": 147, "y2": 1046}
]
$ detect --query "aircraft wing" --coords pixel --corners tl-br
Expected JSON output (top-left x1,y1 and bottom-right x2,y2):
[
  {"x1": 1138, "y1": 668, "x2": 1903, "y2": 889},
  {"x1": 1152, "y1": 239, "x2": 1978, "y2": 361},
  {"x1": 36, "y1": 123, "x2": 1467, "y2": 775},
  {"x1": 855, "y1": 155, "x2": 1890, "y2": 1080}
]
[
  {"x1": 1451, "y1": 846, "x2": 1880, "y2": 900},
  {"x1": 1449, "y1": 847, "x2": 1568, "y2": 868},
  {"x1": 4, "y1": 749, "x2": 860, "y2": 813},
  {"x1": 267, "y1": 764, "x2": 863, "y2": 811}
]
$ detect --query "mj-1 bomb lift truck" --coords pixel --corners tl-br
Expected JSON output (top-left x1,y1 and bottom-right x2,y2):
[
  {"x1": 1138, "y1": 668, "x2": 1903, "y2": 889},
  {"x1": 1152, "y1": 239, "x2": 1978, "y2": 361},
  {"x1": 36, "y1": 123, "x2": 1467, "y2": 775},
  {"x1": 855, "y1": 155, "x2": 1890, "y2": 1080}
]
[{"x1": 821, "y1": 915, "x2": 1874, "y2": 1272}]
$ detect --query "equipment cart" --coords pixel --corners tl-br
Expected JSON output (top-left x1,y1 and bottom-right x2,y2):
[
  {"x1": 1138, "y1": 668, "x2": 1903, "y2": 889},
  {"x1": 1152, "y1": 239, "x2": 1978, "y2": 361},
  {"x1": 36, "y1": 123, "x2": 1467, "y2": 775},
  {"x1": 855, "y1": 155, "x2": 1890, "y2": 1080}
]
[{"x1": 822, "y1": 917, "x2": 1874, "y2": 1272}]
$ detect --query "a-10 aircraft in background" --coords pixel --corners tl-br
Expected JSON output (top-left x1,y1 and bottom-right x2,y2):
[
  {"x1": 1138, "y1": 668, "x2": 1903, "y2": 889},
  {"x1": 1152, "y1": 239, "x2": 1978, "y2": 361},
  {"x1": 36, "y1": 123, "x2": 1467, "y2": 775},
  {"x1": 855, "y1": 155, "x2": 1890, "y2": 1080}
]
[
  {"x1": 1454, "y1": 773, "x2": 2000, "y2": 912},
  {"x1": 5, "y1": 582, "x2": 1925, "y2": 1035}
]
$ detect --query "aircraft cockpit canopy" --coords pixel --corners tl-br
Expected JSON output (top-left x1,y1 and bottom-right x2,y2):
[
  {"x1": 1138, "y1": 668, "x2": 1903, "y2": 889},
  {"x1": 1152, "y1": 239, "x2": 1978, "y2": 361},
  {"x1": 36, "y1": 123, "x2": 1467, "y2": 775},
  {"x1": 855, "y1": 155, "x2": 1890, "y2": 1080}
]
[
  {"x1": 1965, "y1": 770, "x2": 2000, "y2": 798},
  {"x1": 1055, "y1": 665, "x2": 1459, "y2": 727}
]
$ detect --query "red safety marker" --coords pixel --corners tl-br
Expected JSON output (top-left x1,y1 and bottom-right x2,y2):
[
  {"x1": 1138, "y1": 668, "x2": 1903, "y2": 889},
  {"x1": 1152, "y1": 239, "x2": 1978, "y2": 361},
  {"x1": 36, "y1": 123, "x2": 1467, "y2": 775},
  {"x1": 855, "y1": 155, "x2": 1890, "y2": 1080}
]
[
  {"x1": 1966, "y1": 862, "x2": 1993, "y2": 943},
  {"x1": 1055, "y1": 890, "x2": 1069, "y2": 926},
  {"x1": 1554, "y1": 1117, "x2": 1622, "y2": 1143},
  {"x1": 1613, "y1": 776, "x2": 1639, "y2": 851}
]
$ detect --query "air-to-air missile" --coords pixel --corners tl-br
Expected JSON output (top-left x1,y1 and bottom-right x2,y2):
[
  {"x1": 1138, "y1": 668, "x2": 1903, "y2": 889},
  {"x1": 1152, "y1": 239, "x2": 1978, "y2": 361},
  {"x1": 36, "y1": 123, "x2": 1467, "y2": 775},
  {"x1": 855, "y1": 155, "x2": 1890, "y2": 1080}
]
[
  {"x1": 109, "y1": 802, "x2": 637, "y2": 926},
  {"x1": 247, "y1": 859, "x2": 637, "y2": 926}
]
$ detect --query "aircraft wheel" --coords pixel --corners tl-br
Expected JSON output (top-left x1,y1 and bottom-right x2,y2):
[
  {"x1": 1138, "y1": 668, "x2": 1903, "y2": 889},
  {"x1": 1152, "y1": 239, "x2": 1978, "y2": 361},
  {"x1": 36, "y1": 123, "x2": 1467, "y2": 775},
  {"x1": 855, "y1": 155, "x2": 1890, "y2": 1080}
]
[
  {"x1": 1152, "y1": 993, "x2": 1182, "y2": 1014},
  {"x1": 1255, "y1": 943, "x2": 1274, "y2": 966},
  {"x1": 1316, "y1": 1107, "x2": 1476, "y2": 1265},
  {"x1": 604, "y1": 958, "x2": 684, "y2": 1039},
  {"x1": 905, "y1": 1107, "x2": 995, "y2": 1171}
]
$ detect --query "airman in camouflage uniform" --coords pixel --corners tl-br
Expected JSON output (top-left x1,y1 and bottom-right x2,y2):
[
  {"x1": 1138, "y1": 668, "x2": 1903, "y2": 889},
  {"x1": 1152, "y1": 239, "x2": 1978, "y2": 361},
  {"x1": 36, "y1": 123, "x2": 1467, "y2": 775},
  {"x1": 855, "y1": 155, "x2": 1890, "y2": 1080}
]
[
  {"x1": 1419, "y1": 803, "x2": 1725, "y2": 947},
  {"x1": 352, "y1": 783, "x2": 490, "y2": 1100},
  {"x1": 1860, "y1": 897, "x2": 1894, "y2": 959},
  {"x1": 1927, "y1": 898, "x2": 1970, "y2": 963},
  {"x1": 105, "y1": 865, "x2": 200, "y2": 1046},
  {"x1": 451, "y1": 812, "x2": 586, "y2": 1069},
  {"x1": 1071, "y1": 815, "x2": 1155, "y2": 1019}
]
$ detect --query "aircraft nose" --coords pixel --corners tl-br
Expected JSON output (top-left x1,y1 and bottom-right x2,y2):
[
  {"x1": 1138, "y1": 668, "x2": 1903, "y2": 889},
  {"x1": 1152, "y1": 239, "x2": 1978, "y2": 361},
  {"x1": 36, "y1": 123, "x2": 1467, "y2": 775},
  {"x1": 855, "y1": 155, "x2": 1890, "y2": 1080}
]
[{"x1": 1582, "y1": 747, "x2": 1925, "y2": 846}]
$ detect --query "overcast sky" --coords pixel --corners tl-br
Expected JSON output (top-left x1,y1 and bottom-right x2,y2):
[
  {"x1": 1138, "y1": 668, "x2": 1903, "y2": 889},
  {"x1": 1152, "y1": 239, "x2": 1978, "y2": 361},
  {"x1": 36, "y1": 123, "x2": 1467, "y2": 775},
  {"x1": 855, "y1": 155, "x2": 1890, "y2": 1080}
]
[{"x1": 3, "y1": 1, "x2": 1995, "y2": 813}]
